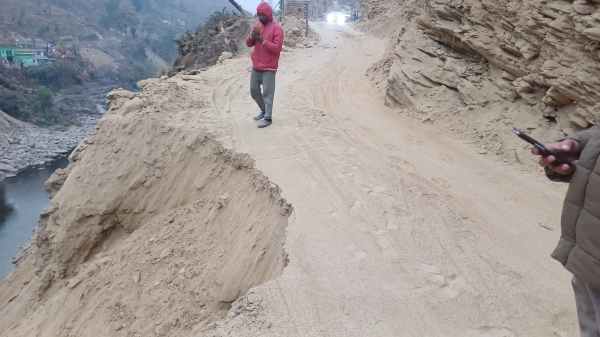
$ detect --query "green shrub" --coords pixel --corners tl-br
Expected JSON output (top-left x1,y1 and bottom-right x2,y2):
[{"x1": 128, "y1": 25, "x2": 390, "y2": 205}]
[
  {"x1": 37, "y1": 87, "x2": 53, "y2": 111},
  {"x1": 26, "y1": 61, "x2": 84, "y2": 89},
  {"x1": 0, "y1": 90, "x2": 32, "y2": 121}
]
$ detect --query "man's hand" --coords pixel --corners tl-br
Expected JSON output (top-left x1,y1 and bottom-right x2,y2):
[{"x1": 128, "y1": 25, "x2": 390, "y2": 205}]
[
  {"x1": 252, "y1": 23, "x2": 263, "y2": 42},
  {"x1": 532, "y1": 138, "x2": 580, "y2": 175},
  {"x1": 251, "y1": 30, "x2": 262, "y2": 43}
]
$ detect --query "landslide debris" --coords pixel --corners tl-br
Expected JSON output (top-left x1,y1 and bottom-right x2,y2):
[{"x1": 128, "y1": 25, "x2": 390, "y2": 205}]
[
  {"x1": 0, "y1": 73, "x2": 292, "y2": 337},
  {"x1": 174, "y1": 11, "x2": 251, "y2": 72}
]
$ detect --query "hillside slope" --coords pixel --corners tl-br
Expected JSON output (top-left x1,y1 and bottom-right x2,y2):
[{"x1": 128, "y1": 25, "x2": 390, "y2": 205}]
[
  {"x1": 0, "y1": 0, "x2": 233, "y2": 177},
  {"x1": 0, "y1": 0, "x2": 229, "y2": 81}
]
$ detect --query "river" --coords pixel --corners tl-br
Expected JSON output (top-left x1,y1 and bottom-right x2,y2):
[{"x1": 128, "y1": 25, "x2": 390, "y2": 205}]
[{"x1": 0, "y1": 157, "x2": 69, "y2": 278}]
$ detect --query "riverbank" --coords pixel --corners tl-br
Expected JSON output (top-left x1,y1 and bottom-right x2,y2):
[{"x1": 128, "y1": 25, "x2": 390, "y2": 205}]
[
  {"x1": 0, "y1": 156, "x2": 69, "y2": 278},
  {"x1": 0, "y1": 83, "x2": 113, "y2": 181},
  {"x1": 0, "y1": 112, "x2": 96, "y2": 181}
]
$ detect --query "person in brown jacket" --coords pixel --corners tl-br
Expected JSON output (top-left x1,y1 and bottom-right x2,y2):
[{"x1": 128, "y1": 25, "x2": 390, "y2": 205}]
[{"x1": 535, "y1": 127, "x2": 600, "y2": 337}]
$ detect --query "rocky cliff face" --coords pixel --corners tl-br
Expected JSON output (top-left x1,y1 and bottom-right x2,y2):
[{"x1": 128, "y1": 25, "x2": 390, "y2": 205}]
[
  {"x1": 423, "y1": 0, "x2": 600, "y2": 126},
  {"x1": 363, "y1": 0, "x2": 600, "y2": 158}
]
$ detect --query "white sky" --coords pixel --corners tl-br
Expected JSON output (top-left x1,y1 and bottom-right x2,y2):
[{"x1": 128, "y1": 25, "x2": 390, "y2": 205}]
[{"x1": 236, "y1": 0, "x2": 278, "y2": 12}]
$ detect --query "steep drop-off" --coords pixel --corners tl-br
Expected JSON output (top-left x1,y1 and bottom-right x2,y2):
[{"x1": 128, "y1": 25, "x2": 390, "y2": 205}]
[{"x1": 0, "y1": 78, "x2": 292, "y2": 337}]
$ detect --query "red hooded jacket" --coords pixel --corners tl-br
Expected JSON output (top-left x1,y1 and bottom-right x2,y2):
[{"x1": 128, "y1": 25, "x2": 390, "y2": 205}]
[{"x1": 246, "y1": 3, "x2": 284, "y2": 71}]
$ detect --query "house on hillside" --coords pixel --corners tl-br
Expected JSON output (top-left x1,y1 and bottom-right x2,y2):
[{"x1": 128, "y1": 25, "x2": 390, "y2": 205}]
[
  {"x1": 0, "y1": 46, "x2": 15, "y2": 64},
  {"x1": 0, "y1": 45, "x2": 52, "y2": 67},
  {"x1": 15, "y1": 49, "x2": 51, "y2": 66},
  {"x1": 14, "y1": 49, "x2": 35, "y2": 67}
]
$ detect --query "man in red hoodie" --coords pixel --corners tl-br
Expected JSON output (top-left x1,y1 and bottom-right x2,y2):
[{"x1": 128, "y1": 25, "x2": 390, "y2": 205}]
[{"x1": 246, "y1": 2, "x2": 284, "y2": 128}]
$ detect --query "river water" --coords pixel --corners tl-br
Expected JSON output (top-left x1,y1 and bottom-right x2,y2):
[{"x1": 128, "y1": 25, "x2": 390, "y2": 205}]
[{"x1": 0, "y1": 157, "x2": 69, "y2": 278}]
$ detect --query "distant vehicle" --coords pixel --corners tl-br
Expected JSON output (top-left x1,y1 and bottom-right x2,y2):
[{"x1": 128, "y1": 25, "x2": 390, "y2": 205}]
[{"x1": 326, "y1": 11, "x2": 350, "y2": 25}]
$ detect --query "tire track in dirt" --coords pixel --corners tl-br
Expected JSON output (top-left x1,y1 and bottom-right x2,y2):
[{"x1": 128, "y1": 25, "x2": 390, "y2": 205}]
[{"x1": 200, "y1": 23, "x2": 575, "y2": 337}]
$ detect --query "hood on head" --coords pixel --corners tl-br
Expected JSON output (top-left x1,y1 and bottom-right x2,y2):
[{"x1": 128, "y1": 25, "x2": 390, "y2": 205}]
[{"x1": 257, "y1": 2, "x2": 274, "y2": 22}]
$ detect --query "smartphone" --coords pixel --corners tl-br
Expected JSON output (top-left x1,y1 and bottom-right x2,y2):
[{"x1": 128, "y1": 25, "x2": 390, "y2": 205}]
[{"x1": 512, "y1": 128, "x2": 569, "y2": 164}]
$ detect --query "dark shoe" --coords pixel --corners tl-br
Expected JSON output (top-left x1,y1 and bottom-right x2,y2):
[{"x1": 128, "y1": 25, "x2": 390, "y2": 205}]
[
  {"x1": 253, "y1": 112, "x2": 265, "y2": 121},
  {"x1": 257, "y1": 119, "x2": 272, "y2": 128}
]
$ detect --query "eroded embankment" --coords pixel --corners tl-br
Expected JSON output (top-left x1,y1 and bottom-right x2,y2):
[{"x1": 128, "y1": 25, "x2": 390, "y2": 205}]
[{"x1": 0, "y1": 80, "x2": 292, "y2": 337}]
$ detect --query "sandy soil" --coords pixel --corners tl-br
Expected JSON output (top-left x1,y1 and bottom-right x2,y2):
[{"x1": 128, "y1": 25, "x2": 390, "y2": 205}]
[
  {"x1": 203, "y1": 23, "x2": 576, "y2": 337},
  {"x1": 0, "y1": 81, "x2": 291, "y2": 337},
  {"x1": 0, "y1": 23, "x2": 577, "y2": 337}
]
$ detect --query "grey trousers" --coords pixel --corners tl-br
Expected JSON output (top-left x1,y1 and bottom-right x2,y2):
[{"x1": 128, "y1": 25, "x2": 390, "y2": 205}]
[
  {"x1": 250, "y1": 69, "x2": 276, "y2": 120},
  {"x1": 574, "y1": 277, "x2": 600, "y2": 337}
]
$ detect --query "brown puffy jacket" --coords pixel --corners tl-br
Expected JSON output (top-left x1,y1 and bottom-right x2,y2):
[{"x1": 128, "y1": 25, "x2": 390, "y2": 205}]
[{"x1": 548, "y1": 127, "x2": 600, "y2": 288}]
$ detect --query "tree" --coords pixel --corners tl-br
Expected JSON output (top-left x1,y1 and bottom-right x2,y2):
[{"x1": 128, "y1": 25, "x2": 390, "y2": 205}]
[{"x1": 37, "y1": 86, "x2": 53, "y2": 114}]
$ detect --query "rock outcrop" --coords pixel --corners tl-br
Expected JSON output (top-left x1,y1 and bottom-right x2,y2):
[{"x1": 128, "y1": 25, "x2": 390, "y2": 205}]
[
  {"x1": 420, "y1": 0, "x2": 600, "y2": 127},
  {"x1": 367, "y1": 0, "x2": 600, "y2": 123},
  {"x1": 362, "y1": 0, "x2": 600, "y2": 161}
]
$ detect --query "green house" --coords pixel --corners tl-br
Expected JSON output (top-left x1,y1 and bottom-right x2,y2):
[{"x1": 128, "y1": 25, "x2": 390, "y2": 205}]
[
  {"x1": 1, "y1": 45, "x2": 51, "y2": 67},
  {"x1": 14, "y1": 49, "x2": 36, "y2": 66},
  {"x1": 0, "y1": 46, "x2": 16, "y2": 63}
]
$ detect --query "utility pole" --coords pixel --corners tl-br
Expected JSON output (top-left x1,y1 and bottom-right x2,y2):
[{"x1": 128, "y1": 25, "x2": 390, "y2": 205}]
[{"x1": 227, "y1": 0, "x2": 249, "y2": 16}]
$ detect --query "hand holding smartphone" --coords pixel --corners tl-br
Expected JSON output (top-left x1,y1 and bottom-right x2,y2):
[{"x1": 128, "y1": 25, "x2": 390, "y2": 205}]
[{"x1": 513, "y1": 128, "x2": 575, "y2": 165}]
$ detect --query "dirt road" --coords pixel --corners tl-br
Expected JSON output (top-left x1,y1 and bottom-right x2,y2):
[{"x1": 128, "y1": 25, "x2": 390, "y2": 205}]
[
  {"x1": 0, "y1": 22, "x2": 577, "y2": 337},
  {"x1": 201, "y1": 23, "x2": 577, "y2": 336}
]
